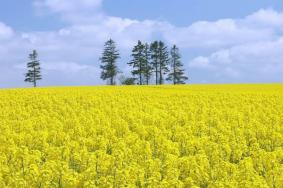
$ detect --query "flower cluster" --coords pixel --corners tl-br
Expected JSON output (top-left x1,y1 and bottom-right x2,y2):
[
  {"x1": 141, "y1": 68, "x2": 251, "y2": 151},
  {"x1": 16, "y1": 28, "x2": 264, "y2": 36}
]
[{"x1": 0, "y1": 85, "x2": 282, "y2": 187}]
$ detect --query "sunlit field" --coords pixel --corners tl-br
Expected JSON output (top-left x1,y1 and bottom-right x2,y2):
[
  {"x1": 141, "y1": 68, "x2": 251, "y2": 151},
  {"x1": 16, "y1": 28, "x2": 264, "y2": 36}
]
[{"x1": 0, "y1": 84, "x2": 282, "y2": 187}]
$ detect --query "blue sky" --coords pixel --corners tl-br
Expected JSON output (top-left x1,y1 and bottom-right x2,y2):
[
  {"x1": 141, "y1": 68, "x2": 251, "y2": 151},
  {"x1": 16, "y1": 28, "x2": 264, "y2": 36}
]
[{"x1": 0, "y1": 0, "x2": 283, "y2": 87}]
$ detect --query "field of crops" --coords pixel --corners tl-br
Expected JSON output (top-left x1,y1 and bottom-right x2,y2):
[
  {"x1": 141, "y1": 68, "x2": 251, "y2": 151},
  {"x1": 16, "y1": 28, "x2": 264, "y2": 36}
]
[{"x1": 0, "y1": 84, "x2": 282, "y2": 187}]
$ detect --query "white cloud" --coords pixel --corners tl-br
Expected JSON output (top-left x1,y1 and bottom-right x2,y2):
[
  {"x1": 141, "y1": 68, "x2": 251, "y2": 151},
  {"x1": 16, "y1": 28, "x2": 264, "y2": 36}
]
[
  {"x1": 33, "y1": 0, "x2": 104, "y2": 23},
  {"x1": 223, "y1": 67, "x2": 240, "y2": 78},
  {"x1": 245, "y1": 8, "x2": 283, "y2": 28},
  {"x1": 189, "y1": 38, "x2": 283, "y2": 82},
  {"x1": 43, "y1": 62, "x2": 91, "y2": 72},
  {"x1": 210, "y1": 50, "x2": 232, "y2": 64},
  {"x1": 0, "y1": 22, "x2": 14, "y2": 40},
  {"x1": 164, "y1": 18, "x2": 275, "y2": 50},
  {"x1": 189, "y1": 56, "x2": 213, "y2": 69},
  {"x1": 35, "y1": 0, "x2": 103, "y2": 13}
]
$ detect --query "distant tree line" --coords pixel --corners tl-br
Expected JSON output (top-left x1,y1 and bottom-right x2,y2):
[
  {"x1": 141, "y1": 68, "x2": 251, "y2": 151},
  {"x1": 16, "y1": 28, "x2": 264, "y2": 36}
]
[
  {"x1": 100, "y1": 39, "x2": 188, "y2": 85},
  {"x1": 24, "y1": 39, "x2": 188, "y2": 87}
]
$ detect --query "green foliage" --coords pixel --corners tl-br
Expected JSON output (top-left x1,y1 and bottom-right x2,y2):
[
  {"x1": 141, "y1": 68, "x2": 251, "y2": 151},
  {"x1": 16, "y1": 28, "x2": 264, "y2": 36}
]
[
  {"x1": 167, "y1": 45, "x2": 188, "y2": 84},
  {"x1": 143, "y1": 43, "x2": 152, "y2": 85},
  {"x1": 100, "y1": 39, "x2": 120, "y2": 85},
  {"x1": 128, "y1": 41, "x2": 152, "y2": 85},
  {"x1": 150, "y1": 41, "x2": 170, "y2": 85},
  {"x1": 24, "y1": 50, "x2": 42, "y2": 87},
  {"x1": 150, "y1": 41, "x2": 159, "y2": 85},
  {"x1": 100, "y1": 40, "x2": 187, "y2": 86},
  {"x1": 120, "y1": 77, "x2": 136, "y2": 85}
]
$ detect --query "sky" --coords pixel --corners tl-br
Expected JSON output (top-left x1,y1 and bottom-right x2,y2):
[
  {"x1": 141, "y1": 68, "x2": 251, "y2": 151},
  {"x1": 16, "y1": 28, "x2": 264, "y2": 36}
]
[{"x1": 0, "y1": 0, "x2": 283, "y2": 88}]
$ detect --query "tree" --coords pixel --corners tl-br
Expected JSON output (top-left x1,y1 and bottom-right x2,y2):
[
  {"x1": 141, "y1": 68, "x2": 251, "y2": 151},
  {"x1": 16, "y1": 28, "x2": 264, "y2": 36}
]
[
  {"x1": 143, "y1": 43, "x2": 152, "y2": 85},
  {"x1": 100, "y1": 39, "x2": 120, "y2": 85},
  {"x1": 157, "y1": 41, "x2": 169, "y2": 85},
  {"x1": 150, "y1": 41, "x2": 159, "y2": 85},
  {"x1": 166, "y1": 45, "x2": 188, "y2": 84},
  {"x1": 24, "y1": 50, "x2": 42, "y2": 87},
  {"x1": 120, "y1": 77, "x2": 136, "y2": 85},
  {"x1": 128, "y1": 41, "x2": 152, "y2": 85},
  {"x1": 150, "y1": 41, "x2": 169, "y2": 85},
  {"x1": 128, "y1": 40, "x2": 145, "y2": 85},
  {"x1": 119, "y1": 75, "x2": 136, "y2": 85}
]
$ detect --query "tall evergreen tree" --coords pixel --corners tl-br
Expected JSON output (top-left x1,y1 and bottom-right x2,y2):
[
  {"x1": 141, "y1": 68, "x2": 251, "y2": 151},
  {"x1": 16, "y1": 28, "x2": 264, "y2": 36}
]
[
  {"x1": 129, "y1": 41, "x2": 152, "y2": 85},
  {"x1": 24, "y1": 50, "x2": 42, "y2": 87},
  {"x1": 157, "y1": 41, "x2": 169, "y2": 85},
  {"x1": 150, "y1": 41, "x2": 159, "y2": 85},
  {"x1": 100, "y1": 39, "x2": 120, "y2": 85},
  {"x1": 143, "y1": 43, "x2": 152, "y2": 85},
  {"x1": 128, "y1": 40, "x2": 145, "y2": 85},
  {"x1": 166, "y1": 45, "x2": 188, "y2": 84},
  {"x1": 150, "y1": 41, "x2": 169, "y2": 85}
]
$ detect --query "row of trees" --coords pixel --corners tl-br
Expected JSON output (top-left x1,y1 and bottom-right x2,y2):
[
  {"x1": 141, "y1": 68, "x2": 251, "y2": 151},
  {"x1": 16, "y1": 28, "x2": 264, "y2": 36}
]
[
  {"x1": 100, "y1": 39, "x2": 188, "y2": 85},
  {"x1": 24, "y1": 40, "x2": 188, "y2": 87}
]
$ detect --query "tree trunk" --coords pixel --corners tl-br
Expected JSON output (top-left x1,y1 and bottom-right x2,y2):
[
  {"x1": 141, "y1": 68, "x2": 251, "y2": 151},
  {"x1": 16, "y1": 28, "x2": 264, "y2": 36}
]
[
  {"x1": 159, "y1": 60, "x2": 162, "y2": 85},
  {"x1": 110, "y1": 77, "x2": 114, "y2": 85},
  {"x1": 33, "y1": 66, "x2": 36, "y2": 87},
  {"x1": 173, "y1": 58, "x2": 176, "y2": 85},
  {"x1": 159, "y1": 68, "x2": 162, "y2": 85},
  {"x1": 139, "y1": 62, "x2": 142, "y2": 85},
  {"x1": 155, "y1": 64, "x2": 158, "y2": 85}
]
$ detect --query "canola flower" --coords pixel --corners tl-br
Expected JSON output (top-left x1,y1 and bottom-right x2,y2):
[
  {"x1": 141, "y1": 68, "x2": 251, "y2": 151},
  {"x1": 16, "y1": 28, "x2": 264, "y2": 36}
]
[{"x1": 0, "y1": 84, "x2": 282, "y2": 187}]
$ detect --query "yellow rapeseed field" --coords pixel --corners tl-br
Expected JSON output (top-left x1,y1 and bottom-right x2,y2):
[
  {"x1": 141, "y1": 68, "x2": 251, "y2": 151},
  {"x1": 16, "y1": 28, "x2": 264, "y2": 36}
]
[{"x1": 0, "y1": 84, "x2": 282, "y2": 187}]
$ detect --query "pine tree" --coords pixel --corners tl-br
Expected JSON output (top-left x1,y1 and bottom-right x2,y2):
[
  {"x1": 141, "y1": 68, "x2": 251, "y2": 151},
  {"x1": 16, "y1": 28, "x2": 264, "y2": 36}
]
[
  {"x1": 24, "y1": 50, "x2": 42, "y2": 87},
  {"x1": 166, "y1": 45, "x2": 188, "y2": 84},
  {"x1": 150, "y1": 41, "x2": 159, "y2": 85},
  {"x1": 143, "y1": 43, "x2": 152, "y2": 85},
  {"x1": 128, "y1": 40, "x2": 145, "y2": 85},
  {"x1": 100, "y1": 39, "x2": 120, "y2": 85},
  {"x1": 158, "y1": 41, "x2": 169, "y2": 85},
  {"x1": 150, "y1": 41, "x2": 169, "y2": 85}
]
